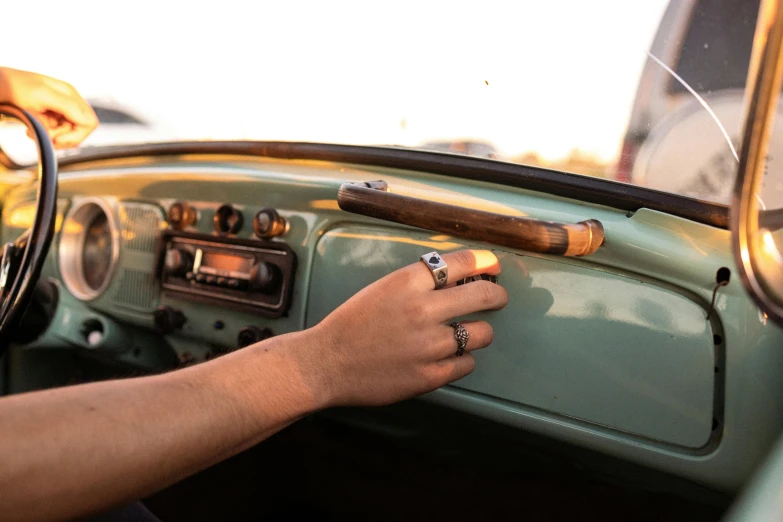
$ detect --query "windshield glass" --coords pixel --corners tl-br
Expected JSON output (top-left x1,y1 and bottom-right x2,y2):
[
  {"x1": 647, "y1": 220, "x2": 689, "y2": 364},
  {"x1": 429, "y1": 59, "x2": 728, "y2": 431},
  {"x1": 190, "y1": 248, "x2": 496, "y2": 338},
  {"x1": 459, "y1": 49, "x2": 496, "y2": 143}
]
[{"x1": 0, "y1": 0, "x2": 767, "y2": 206}]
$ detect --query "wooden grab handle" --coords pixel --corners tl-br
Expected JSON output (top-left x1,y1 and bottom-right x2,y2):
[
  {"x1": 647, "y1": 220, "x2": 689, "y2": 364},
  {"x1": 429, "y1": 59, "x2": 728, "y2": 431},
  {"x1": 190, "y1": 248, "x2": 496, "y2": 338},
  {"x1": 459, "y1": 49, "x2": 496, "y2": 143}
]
[{"x1": 337, "y1": 183, "x2": 604, "y2": 257}]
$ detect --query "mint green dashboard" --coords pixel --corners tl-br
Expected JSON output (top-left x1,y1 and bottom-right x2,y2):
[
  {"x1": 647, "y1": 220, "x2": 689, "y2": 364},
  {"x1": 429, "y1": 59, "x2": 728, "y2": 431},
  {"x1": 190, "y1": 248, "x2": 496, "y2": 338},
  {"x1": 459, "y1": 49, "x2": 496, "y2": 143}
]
[{"x1": 2, "y1": 151, "x2": 782, "y2": 494}]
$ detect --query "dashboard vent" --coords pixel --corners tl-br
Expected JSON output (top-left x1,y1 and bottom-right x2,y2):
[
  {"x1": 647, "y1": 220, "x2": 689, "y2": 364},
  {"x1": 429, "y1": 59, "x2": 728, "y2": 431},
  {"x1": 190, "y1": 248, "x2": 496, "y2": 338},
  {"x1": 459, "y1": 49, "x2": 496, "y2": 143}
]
[
  {"x1": 111, "y1": 202, "x2": 163, "y2": 312},
  {"x1": 120, "y1": 203, "x2": 161, "y2": 253}
]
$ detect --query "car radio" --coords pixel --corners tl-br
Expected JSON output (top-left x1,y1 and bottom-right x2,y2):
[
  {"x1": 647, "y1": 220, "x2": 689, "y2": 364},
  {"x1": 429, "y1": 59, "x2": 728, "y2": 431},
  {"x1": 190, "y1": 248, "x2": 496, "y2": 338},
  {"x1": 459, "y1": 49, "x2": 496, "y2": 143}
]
[{"x1": 157, "y1": 231, "x2": 296, "y2": 317}]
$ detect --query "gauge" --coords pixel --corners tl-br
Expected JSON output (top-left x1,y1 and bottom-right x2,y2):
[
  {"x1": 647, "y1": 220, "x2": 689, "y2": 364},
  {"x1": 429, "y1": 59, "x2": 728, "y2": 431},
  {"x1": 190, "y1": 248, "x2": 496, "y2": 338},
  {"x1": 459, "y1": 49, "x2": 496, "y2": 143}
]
[
  {"x1": 59, "y1": 199, "x2": 119, "y2": 300},
  {"x1": 82, "y1": 212, "x2": 113, "y2": 291}
]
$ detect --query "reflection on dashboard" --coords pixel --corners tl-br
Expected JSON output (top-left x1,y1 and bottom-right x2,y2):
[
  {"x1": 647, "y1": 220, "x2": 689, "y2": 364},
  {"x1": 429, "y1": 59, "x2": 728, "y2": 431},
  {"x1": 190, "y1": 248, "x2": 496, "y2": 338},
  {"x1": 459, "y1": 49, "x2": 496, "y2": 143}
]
[{"x1": 82, "y1": 211, "x2": 112, "y2": 291}]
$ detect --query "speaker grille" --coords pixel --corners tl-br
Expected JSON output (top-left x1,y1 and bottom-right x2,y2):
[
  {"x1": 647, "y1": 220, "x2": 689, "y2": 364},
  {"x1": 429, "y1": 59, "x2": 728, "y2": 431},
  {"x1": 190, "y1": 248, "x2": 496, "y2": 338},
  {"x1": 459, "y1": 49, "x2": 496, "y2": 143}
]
[
  {"x1": 110, "y1": 202, "x2": 163, "y2": 312},
  {"x1": 120, "y1": 203, "x2": 161, "y2": 253},
  {"x1": 112, "y1": 269, "x2": 158, "y2": 310}
]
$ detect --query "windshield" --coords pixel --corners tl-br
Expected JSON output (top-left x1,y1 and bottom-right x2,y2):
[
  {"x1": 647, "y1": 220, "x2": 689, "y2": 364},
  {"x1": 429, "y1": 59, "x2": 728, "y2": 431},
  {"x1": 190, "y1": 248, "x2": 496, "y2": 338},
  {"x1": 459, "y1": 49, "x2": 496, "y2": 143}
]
[{"x1": 0, "y1": 0, "x2": 770, "y2": 206}]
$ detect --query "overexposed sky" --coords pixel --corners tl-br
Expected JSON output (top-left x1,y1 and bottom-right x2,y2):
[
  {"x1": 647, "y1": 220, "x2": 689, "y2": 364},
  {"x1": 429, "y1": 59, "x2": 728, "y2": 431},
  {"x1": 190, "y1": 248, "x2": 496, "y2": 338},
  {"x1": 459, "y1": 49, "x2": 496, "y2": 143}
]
[{"x1": 3, "y1": 0, "x2": 668, "y2": 161}]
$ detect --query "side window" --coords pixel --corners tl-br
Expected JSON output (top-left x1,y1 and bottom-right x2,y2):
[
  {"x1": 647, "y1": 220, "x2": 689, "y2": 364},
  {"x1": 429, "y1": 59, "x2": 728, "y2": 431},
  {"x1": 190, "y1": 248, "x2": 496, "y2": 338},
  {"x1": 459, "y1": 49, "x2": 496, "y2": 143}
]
[{"x1": 671, "y1": 0, "x2": 759, "y2": 94}]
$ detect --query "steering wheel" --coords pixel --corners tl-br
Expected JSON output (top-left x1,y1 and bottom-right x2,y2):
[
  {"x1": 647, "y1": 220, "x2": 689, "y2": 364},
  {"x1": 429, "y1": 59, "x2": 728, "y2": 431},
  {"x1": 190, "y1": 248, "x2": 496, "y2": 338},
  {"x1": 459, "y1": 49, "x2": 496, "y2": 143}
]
[{"x1": 0, "y1": 104, "x2": 58, "y2": 355}]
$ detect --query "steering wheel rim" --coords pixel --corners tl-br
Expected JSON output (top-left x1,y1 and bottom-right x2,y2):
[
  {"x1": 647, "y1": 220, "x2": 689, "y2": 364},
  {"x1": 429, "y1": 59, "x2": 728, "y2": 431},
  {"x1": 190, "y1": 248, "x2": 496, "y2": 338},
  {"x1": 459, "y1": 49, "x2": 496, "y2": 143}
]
[{"x1": 0, "y1": 104, "x2": 58, "y2": 354}]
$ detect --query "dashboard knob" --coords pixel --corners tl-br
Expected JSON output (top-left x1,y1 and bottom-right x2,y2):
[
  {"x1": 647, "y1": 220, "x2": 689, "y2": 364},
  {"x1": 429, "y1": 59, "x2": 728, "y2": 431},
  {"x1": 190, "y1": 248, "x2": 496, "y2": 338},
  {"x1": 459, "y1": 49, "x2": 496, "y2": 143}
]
[
  {"x1": 163, "y1": 247, "x2": 192, "y2": 276},
  {"x1": 248, "y1": 261, "x2": 280, "y2": 292},
  {"x1": 214, "y1": 204, "x2": 243, "y2": 234},
  {"x1": 154, "y1": 306, "x2": 186, "y2": 335},
  {"x1": 237, "y1": 326, "x2": 274, "y2": 349},
  {"x1": 167, "y1": 201, "x2": 198, "y2": 230},
  {"x1": 253, "y1": 208, "x2": 287, "y2": 239}
]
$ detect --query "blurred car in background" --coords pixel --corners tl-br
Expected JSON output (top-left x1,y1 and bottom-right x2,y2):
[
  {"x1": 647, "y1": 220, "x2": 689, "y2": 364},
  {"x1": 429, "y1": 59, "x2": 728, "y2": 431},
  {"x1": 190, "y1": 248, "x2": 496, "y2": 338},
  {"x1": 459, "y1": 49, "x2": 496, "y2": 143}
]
[
  {"x1": 616, "y1": 0, "x2": 783, "y2": 206},
  {"x1": 80, "y1": 99, "x2": 173, "y2": 148},
  {"x1": 417, "y1": 139, "x2": 502, "y2": 160}
]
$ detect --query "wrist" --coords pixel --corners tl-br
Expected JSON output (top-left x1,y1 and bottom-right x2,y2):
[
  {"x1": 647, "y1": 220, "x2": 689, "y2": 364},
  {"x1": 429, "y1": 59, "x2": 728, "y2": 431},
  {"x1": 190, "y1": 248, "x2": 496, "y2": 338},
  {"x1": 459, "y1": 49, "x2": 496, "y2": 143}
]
[
  {"x1": 182, "y1": 330, "x2": 331, "y2": 434},
  {"x1": 279, "y1": 325, "x2": 340, "y2": 411},
  {"x1": 237, "y1": 327, "x2": 338, "y2": 414},
  {"x1": 242, "y1": 331, "x2": 330, "y2": 417}
]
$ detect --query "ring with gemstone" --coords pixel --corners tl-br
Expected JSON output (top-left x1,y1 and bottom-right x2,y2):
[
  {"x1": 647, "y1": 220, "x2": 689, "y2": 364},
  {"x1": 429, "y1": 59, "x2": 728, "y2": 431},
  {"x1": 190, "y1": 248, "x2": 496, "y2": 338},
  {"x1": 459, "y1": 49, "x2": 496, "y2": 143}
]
[
  {"x1": 449, "y1": 321, "x2": 469, "y2": 356},
  {"x1": 420, "y1": 251, "x2": 448, "y2": 290}
]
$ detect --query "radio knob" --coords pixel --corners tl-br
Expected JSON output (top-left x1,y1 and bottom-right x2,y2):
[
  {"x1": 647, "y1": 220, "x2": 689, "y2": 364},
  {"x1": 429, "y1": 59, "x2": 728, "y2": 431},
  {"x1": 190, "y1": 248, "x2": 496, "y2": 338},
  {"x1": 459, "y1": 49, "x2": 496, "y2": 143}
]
[
  {"x1": 167, "y1": 201, "x2": 198, "y2": 230},
  {"x1": 164, "y1": 247, "x2": 193, "y2": 276},
  {"x1": 214, "y1": 204, "x2": 243, "y2": 235},
  {"x1": 253, "y1": 208, "x2": 287, "y2": 239},
  {"x1": 154, "y1": 306, "x2": 186, "y2": 335},
  {"x1": 248, "y1": 261, "x2": 280, "y2": 292}
]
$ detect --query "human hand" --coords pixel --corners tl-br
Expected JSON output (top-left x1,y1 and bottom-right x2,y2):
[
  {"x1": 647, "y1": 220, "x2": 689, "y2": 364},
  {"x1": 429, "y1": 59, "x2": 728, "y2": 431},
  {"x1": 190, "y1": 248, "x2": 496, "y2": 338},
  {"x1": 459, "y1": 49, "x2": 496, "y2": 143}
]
[
  {"x1": 0, "y1": 67, "x2": 98, "y2": 148},
  {"x1": 300, "y1": 249, "x2": 508, "y2": 407}
]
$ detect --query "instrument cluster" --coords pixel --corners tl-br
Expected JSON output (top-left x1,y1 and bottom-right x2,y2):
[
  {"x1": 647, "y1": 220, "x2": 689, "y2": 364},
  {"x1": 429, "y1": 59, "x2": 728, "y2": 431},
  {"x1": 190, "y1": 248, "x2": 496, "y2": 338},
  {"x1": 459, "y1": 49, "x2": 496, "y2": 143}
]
[{"x1": 59, "y1": 198, "x2": 120, "y2": 301}]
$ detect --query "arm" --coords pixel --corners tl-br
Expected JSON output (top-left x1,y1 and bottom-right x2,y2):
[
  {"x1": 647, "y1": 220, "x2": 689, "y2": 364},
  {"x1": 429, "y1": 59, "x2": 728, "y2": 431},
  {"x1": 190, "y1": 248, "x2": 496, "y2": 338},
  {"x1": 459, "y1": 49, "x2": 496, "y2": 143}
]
[
  {"x1": 0, "y1": 67, "x2": 98, "y2": 148},
  {"x1": 0, "y1": 250, "x2": 508, "y2": 521}
]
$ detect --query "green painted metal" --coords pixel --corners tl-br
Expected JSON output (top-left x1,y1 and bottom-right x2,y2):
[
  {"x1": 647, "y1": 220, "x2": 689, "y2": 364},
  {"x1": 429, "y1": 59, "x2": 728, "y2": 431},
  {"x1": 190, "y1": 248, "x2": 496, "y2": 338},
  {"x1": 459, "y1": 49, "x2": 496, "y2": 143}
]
[
  {"x1": 307, "y1": 226, "x2": 716, "y2": 449},
  {"x1": 723, "y1": 432, "x2": 783, "y2": 521},
  {"x1": 29, "y1": 280, "x2": 176, "y2": 370},
  {"x1": 0, "y1": 154, "x2": 782, "y2": 493}
]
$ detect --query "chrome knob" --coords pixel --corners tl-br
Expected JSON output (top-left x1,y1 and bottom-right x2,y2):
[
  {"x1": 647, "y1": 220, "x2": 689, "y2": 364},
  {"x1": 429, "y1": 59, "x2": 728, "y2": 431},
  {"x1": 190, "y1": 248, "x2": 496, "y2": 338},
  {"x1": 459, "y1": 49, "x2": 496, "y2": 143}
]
[
  {"x1": 164, "y1": 247, "x2": 192, "y2": 276},
  {"x1": 214, "y1": 204, "x2": 243, "y2": 235},
  {"x1": 253, "y1": 208, "x2": 287, "y2": 239},
  {"x1": 167, "y1": 201, "x2": 198, "y2": 230},
  {"x1": 248, "y1": 261, "x2": 279, "y2": 292}
]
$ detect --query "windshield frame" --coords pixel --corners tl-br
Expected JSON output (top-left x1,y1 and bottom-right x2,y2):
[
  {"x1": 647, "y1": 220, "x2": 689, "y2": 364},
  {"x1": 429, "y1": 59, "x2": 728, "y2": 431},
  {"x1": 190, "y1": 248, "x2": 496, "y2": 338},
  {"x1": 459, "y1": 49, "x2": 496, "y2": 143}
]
[{"x1": 50, "y1": 140, "x2": 730, "y2": 228}]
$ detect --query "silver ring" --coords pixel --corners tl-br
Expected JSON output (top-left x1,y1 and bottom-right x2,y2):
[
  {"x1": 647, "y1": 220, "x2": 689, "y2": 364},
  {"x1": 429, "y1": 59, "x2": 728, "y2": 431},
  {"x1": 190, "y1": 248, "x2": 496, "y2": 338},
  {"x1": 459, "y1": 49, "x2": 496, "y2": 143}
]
[
  {"x1": 420, "y1": 251, "x2": 448, "y2": 290},
  {"x1": 449, "y1": 322, "x2": 469, "y2": 356}
]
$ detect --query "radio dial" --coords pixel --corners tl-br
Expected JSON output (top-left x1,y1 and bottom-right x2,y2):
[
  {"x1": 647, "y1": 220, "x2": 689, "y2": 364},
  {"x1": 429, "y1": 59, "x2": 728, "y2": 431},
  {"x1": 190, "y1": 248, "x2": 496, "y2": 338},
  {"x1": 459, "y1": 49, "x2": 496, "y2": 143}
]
[
  {"x1": 249, "y1": 261, "x2": 280, "y2": 292},
  {"x1": 254, "y1": 208, "x2": 287, "y2": 239},
  {"x1": 154, "y1": 306, "x2": 186, "y2": 335},
  {"x1": 214, "y1": 204, "x2": 243, "y2": 235},
  {"x1": 164, "y1": 247, "x2": 193, "y2": 276},
  {"x1": 167, "y1": 201, "x2": 198, "y2": 230}
]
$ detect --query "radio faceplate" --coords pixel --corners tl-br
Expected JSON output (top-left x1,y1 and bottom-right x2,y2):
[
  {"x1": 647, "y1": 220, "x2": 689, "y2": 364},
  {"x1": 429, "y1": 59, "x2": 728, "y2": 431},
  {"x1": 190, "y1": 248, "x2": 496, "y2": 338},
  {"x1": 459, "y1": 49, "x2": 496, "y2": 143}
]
[{"x1": 157, "y1": 231, "x2": 296, "y2": 318}]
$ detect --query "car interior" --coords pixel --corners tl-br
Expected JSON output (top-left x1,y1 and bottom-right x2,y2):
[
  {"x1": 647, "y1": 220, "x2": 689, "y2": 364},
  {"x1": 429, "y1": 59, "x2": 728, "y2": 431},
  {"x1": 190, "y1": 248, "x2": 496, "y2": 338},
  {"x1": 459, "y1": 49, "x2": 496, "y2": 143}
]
[{"x1": 4, "y1": 1, "x2": 783, "y2": 521}]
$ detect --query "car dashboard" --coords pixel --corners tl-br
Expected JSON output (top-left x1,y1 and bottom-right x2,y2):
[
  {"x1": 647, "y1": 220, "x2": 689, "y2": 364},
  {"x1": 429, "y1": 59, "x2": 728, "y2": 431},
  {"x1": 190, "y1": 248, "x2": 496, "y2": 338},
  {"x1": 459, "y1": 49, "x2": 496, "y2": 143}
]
[{"x1": 3, "y1": 143, "x2": 783, "y2": 498}]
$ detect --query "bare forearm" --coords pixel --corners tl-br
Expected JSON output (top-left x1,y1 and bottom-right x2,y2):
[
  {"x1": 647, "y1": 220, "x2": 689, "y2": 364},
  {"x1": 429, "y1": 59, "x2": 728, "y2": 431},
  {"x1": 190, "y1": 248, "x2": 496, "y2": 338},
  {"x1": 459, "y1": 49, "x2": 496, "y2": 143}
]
[
  {"x1": 0, "y1": 249, "x2": 508, "y2": 521},
  {"x1": 0, "y1": 330, "x2": 323, "y2": 522}
]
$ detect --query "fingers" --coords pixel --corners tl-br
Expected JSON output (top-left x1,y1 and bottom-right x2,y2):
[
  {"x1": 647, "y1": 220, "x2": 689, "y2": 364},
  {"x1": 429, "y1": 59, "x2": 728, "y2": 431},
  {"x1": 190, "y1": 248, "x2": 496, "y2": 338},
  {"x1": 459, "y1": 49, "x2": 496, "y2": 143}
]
[
  {"x1": 427, "y1": 321, "x2": 494, "y2": 359},
  {"x1": 459, "y1": 321, "x2": 494, "y2": 352},
  {"x1": 429, "y1": 280, "x2": 508, "y2": 322},
  {"x1": 0, "y1": 68, "x2": 98, "y2": 148},
  {"x1": 413, "y1": 250, "x2": 501, "y2": 290},
  {"x1": 53, "y1": 119, "x2": 97, "y2": 148},
  {"x1": 431, "y1": 353, "x2": 476, "y2": 383},
  {"x1": 35, "y1": 78, "x2": 93, "y2": 124},
  {"x1": 29, "y1": 84, "x2": 98, "y2": 149},
  {"x1": 40, "y1": 74, "x2": 75, "y2": 96}
]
